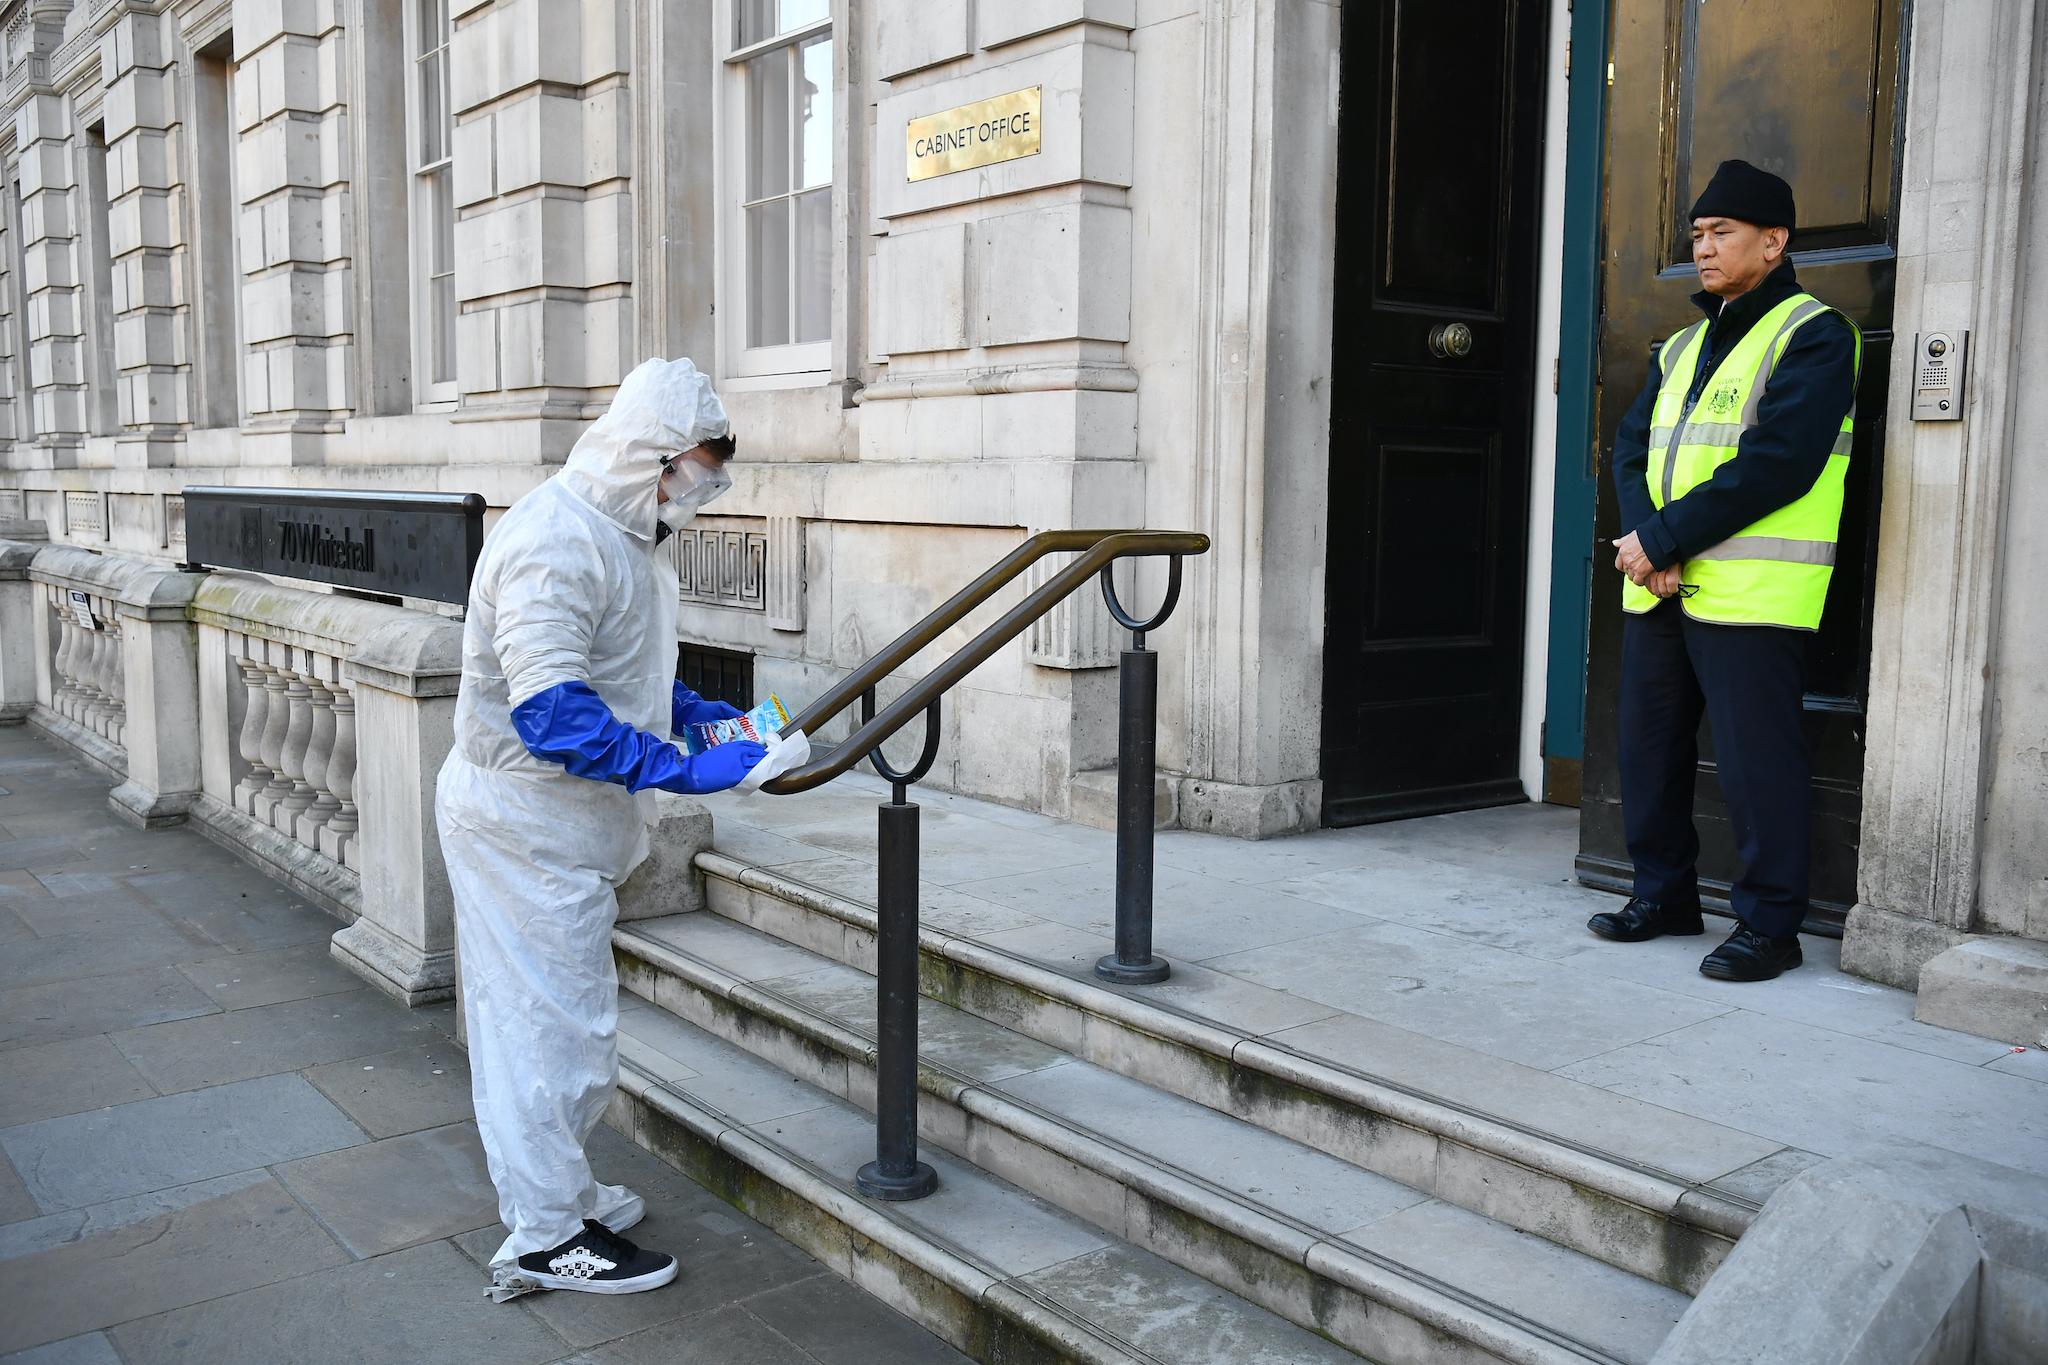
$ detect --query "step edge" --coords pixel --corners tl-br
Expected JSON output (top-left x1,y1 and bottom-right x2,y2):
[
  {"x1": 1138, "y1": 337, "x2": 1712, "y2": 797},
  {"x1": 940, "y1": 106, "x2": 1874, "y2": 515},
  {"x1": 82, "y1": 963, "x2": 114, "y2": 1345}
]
[
  {"x1": 693, "y1": 852, "x2": 1762, "y2": 1239},
  {"x1": 618, "y1": 1056, "x2": 1248, "y2": 1365},
  {"x1": 617, "y1": 926, "x2": 1645, "y2": 1365}
]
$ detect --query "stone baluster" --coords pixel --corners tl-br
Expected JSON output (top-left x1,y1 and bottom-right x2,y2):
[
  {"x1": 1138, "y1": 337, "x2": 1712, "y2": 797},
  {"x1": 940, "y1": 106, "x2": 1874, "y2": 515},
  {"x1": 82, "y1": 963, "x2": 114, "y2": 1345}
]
[
  {"x1": 49, "y1": 593, "x2": 78, "y2": 720},
  {"x1": 297, "y1": 664, "x2": 341, "y2": 850},
  {"x1": 321, "y1": 684, "x2": 359, "y2": 868},
  {"x1": 233, "y1": 650, "x2": 277, "y2": 814},
  {"x1": 255, "y1": 653, "x2": 294, "y2": 823},
  {"x1": 80, "y1": 622, "x2": 110, "y2": 734},
  {"x1": 58, "y1": 605, "x2": 90, "y2": 726},
  {"x1": 103, "y1": 613, "x2": 126, "y2": 747},
  {"x1": 274, "y1": 659, "x2": 318, "y2": 833}
]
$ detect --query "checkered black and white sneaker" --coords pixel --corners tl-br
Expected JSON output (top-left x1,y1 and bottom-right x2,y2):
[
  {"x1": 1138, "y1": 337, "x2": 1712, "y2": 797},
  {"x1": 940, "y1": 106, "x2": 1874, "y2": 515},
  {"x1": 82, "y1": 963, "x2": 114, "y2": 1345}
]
[{"x1": 511, "y1": 1219, "x2": 677, "y2": 1295}]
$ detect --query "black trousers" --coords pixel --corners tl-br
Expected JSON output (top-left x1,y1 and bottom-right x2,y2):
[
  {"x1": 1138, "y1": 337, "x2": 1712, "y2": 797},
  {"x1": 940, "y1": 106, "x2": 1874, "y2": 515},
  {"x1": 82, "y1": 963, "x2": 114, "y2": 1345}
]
[{"x1": 1618, "y1": 600, "x2": 1810, "y2": 939}]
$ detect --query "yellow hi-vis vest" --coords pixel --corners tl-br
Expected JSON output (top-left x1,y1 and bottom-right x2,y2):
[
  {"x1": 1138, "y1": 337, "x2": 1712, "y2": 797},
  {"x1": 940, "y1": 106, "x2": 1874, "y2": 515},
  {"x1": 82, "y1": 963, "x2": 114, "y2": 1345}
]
[{"x1": 1621, "y1": 292, "x2": 1861, "y2": 629}]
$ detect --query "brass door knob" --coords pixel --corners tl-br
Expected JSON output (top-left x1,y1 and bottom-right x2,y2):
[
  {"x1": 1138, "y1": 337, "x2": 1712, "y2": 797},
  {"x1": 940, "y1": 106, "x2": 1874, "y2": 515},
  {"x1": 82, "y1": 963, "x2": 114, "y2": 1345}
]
[{"x1": 1428, "y1": 322, "x2": 1474, "y2": 359}]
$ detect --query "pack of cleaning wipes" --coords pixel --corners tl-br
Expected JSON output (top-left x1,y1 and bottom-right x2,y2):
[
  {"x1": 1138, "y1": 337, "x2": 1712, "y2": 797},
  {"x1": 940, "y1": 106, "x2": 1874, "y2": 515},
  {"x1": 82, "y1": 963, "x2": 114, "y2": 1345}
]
[
  {"x1": 681, "y1": 693, "x2": 812, "y2": 793},
  {"x1": 682, "y1": 694, "x2": 790, "y2": 755}
]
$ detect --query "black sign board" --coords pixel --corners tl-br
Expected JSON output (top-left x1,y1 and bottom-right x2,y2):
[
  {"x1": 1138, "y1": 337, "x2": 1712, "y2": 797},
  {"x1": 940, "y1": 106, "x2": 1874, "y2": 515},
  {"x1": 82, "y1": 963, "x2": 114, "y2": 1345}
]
[{"x1": 182, "y1": 487, "x2": 487, "y2": 604}]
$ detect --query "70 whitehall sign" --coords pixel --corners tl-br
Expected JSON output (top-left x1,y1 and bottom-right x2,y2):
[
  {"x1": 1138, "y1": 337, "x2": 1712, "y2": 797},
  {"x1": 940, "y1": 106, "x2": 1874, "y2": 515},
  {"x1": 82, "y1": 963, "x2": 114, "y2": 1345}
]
[
  {"x1": 279, "y1": 520, "x2": 376, "y2": 572},
  {"x1": 905, "y1": 86, "x2": 1042, "y2": 182}
]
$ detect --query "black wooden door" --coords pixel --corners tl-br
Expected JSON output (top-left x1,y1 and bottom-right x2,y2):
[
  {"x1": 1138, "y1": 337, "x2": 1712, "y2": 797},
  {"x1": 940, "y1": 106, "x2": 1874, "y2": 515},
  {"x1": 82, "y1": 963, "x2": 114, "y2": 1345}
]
[
  {"x1": 1577, "y1": 0, "x2": 1903, "y2": 930},
  {"x1": 1322, "y1": 0, "x2": 1549, "y2": 826}
]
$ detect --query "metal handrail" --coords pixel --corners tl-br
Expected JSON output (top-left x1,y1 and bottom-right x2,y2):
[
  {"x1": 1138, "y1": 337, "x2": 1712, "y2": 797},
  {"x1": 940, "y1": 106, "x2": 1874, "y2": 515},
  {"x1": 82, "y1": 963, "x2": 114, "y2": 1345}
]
[{"x1": 761, "y1": 529, "x2": 1209, "y2": 795}]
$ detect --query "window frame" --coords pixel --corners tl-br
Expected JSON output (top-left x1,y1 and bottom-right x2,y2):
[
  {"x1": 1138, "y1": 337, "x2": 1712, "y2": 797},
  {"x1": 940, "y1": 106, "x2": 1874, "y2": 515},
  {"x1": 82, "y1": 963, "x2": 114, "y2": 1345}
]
[
  {"x1": 716, "y1": 1, "x2": 836, "y2": 381},
  {"x1": 401, "y1": 0, "x2": 456, "y2": 407}
]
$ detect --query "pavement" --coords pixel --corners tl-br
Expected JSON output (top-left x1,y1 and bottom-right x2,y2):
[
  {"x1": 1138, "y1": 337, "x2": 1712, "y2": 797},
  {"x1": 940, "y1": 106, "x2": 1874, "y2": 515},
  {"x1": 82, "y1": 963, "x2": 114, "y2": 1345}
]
[
  {"x1": 0, "y1": 727, "x2": 968, "y2": 1365},
  {"x1": 712, "y1": 768, "x2": 2048, "y2": 1183}
]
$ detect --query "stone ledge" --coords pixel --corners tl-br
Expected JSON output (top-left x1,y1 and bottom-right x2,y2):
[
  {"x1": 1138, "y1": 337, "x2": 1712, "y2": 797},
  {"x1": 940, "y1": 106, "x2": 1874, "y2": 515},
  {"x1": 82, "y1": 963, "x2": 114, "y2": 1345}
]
[
  {"x1": 1652, "y1": 1146, "x2": 2048, "y2": 1365},
  {"x1": 28, "y1": 705, "x2": 127, "y2": 781},
  {"x1": 1914, "y1": 937, "x2": 2048, "y2": 1049},
  {"x1": 1174, "y1": 775, "x2": 1320, "y2": 840},
  {"x1": 186, "y1": 792, "x2": 360, "y2": 924}
]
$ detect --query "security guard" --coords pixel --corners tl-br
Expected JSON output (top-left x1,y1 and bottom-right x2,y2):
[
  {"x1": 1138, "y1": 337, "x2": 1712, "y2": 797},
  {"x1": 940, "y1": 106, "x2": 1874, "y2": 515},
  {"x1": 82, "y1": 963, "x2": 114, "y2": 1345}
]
[{"x1": 1588, "y1": 160, "x2": 1860, "y2": 981}]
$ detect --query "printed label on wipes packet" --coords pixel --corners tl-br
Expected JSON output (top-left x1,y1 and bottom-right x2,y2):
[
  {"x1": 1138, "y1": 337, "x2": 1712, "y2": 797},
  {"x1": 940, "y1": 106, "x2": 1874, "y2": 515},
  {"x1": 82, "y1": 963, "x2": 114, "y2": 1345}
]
[{"x1": 684, "y1": 693, "x2": 791, "y2": 755}]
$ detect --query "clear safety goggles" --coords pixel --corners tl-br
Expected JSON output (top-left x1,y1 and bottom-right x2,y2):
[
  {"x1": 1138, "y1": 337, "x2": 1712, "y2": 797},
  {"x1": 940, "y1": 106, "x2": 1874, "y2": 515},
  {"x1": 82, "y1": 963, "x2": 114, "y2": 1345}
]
[{"x1": 659, "y1": 456, "x2": 731, "y2": 511}]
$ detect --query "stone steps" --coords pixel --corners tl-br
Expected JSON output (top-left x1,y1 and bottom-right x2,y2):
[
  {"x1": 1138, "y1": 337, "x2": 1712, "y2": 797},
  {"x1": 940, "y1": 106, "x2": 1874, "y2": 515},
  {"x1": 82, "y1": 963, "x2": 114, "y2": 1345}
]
[
  {"x1": 690, "y1": 849, "x2": 1791, "y2": 1297},
  {"x1": 614, "y1": 911, "x2": 1692, "y2": 1365},
  {"x1": 608, "y1": 1007, "x2": 1371, "y2": 1365}
]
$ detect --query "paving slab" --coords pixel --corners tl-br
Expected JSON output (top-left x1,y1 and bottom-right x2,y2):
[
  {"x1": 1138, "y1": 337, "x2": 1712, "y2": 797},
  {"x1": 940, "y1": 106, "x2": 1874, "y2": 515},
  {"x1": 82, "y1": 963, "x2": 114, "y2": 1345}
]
[
  {"x1": 0, "y1": 965, "x2": 220, "y2": 1052},
  {"x1": 108, "y1": 987, "x2": 446, "y2": 1094},
  {"x1": 1557, "y1": 1008, "x2": 2048, "y2": 1177},
  {"x1": 741, "y1": 1270, "x2": 975, "y2": 1364},
  {"x1": 126, "y1": 866, "x2": 338, "y2": 953},
  {"x1": 1206, "y1": 917, "x2": 1734, "y2": 1071},
  {"x1": 1019, "y1": 1242, "x2": 1361, "y2": 1364},
  {"x1": 275, "y1": 1121, "x2": 501, "y2": 1258},
  {"x1": 0, "y1": 1170, "x2": 349, "y2": 1355},
  {"x1": 453, "y1": 1125, "x2": 826, "y2": 1350},
  {"x1": 0, "y1": 835, "x2": 87, "y2": 874},
  {"x1": 959, "y1": 858, "x2": 1367, "y2": 962},
  {"x1": 108, "y1": 1238, "x2": 565, "y2": 1365},
  {"x1": 0, "y1": 1034, "x2": 157, "y2": 1129},
  {"x1": 0, "y1": 917, "x2": 216, "y2": 991},
  {"x1": 0, "y1": 904, "x2": 31, "y2": 945},
  {"x1": 301, "y1": 1040, "x2": 475, "y2": 1138},
  {"x1": 0, "y1": 1332, "x2": 124, "y2": 1365},
  {"x1": 0, "y1": 1072, "x2": 367, "y2": 1212},
  {"x1": 0, "y1": 1150, "x2": 34, "y2": 1224},
  {"x1": 175, "y1": 941, "x2": 366, "y2": 1011},
  {"x1": 579, "y1": 1304, "x2": 830, "y2": 1365}
]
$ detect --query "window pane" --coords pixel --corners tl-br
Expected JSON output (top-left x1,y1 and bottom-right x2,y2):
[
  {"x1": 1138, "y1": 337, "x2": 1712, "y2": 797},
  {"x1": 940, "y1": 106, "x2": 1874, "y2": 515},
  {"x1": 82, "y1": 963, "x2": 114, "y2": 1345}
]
[
  {"x1": 419, "y1": 50, "x2": 445, "y2": 165},
  {"x1": 794, "y1": 187, "x2": 830, "y2": 343},
  {"x1": 797, "y1": 36, "x2": 832, "y2": 191},
  {"x1": 780, "y1": 0, "x2": 830, "y2": 33},
  {"x1": 747, "y1": 200, "x2": 791, "y2": 349},
  {"x1": 417, "y1": 0, "x2": 447, "y2": 54},
  {"x1": 739, "y1": 0, "x2": 827, "y2": 46},
  {"x1": 745, "y1": 51, "x2": 790, "y2": 200},
  {"x1": 737, "y1": 0, "x2": 777, "y2": 46}
]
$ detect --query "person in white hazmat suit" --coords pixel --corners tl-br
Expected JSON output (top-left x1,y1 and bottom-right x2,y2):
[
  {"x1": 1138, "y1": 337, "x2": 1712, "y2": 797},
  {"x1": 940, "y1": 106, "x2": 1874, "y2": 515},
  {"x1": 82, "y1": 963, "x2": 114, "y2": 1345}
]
[{"x1": 436, "y1": 358, "x2": 766, "y2": 1299}]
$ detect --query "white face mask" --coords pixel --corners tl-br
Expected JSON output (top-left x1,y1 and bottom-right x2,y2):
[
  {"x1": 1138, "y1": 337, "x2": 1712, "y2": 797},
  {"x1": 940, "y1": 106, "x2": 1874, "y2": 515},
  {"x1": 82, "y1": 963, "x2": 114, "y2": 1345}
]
[{"x1": 657, "y1": 458, "x2": 730, "y2": 535}]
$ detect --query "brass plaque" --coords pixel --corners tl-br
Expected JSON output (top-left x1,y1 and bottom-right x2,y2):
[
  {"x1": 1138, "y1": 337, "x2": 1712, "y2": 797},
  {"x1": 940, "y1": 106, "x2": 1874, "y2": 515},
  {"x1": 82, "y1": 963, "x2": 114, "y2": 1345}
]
[{"x1": 905, "y1": 86, "x2": 1042, "y2": 183}]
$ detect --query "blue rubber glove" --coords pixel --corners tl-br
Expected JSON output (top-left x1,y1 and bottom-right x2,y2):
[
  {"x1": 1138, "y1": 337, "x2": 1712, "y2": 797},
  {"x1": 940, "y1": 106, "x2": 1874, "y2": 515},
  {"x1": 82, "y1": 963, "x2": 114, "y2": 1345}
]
[
  {"x1": 511, "y1": 681, "x2": 765, "y2": 794},
  {"x1": 672, "y1": 681, "x2": 744, "y2": 732}
]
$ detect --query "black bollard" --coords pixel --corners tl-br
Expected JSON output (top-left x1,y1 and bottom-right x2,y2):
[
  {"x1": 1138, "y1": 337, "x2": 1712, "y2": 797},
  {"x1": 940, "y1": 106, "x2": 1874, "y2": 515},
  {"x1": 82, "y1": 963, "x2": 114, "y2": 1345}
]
[
  {"x1": 856, "y1": 786, "x2": 938, "y2": 1200},
  {"x1": 1096, "y1": 639, "x2": 1170, "y2": 985}
]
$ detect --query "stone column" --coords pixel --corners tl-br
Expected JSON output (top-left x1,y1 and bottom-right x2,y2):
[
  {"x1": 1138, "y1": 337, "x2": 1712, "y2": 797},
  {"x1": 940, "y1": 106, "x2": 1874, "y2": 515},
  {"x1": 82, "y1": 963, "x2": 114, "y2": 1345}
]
[
  {"x1": 235, "y1": 1, "x2": 351, "y2": 459},
  {"x1": 0, "y1": 537, "x2": 45, "y2": 724},
  {"x1": 232, "y1": 648, "x2": 276, "y2": 812},
  {"x1": 333, "y1": 615, "x2": 465, "y2": 1006},
  {"x1": 106, "y1": 568, "x2": 207, "y2": 828},
  {"x1": 1842, "y1": 0, "x2": 2048, "y2": 1047},
  {"x1": 447, "y1": 0, "x2": 635, "y2": 441},
  {"x1": 100, "y1": 6, "x2": 189, "y2": 467}
]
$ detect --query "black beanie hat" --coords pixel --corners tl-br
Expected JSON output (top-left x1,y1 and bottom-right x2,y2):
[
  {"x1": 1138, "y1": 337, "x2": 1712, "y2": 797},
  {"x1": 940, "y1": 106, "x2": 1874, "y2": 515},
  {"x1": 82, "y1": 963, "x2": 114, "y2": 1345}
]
[{"x1": 1689, "y1": 159, "x2": 1797, "y2": 233}]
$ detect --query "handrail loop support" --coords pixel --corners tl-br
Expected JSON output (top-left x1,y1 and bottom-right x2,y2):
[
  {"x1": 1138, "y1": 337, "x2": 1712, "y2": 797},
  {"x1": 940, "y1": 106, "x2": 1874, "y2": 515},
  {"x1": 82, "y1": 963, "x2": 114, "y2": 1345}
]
[{"x1": 1093, "y1": 556, "x2": 1187, "y2": 987}]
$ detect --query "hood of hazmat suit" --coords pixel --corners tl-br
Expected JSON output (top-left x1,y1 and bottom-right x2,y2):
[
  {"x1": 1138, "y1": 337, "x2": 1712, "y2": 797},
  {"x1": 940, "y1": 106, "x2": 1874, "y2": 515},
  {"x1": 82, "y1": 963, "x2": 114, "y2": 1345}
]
[{"x1": 434, "y1": 358, "x2": 761, "y2": 1271}]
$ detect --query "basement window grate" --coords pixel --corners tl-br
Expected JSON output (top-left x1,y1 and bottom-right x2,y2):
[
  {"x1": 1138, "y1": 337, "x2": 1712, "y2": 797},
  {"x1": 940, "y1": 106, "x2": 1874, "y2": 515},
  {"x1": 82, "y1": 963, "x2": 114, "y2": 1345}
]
[{"x1": 677, "y1": 642, "x2": 755, "y2": 711}]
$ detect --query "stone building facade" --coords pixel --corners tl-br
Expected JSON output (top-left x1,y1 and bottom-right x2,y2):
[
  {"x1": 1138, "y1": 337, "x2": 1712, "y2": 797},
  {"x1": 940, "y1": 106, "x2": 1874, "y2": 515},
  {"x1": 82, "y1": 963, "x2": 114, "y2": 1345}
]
[{"x1": 0, "y1": 0, "x2": 2043, "y2": 1039}]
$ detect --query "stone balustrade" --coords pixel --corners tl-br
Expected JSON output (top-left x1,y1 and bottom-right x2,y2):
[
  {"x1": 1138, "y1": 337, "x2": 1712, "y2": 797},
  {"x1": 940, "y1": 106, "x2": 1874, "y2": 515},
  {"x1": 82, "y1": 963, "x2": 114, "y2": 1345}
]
[{"x1": 0, "y1": 538, "x2": 468, "y2": 1008}]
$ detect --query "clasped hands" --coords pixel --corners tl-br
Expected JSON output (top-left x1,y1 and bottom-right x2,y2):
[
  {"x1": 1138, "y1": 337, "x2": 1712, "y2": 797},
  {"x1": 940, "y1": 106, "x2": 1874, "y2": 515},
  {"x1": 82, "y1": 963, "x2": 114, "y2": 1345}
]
[{"x1": 1613, "y1": 531, "x2": 1685, "y2": 598}]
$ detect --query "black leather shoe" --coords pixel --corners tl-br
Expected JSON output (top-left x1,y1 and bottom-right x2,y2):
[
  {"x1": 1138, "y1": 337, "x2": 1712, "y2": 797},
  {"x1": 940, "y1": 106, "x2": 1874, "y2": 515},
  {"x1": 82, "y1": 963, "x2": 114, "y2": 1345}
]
[
  {"x1": 1700, "y1": 926, "x2": 1803, "y2": 981},
  {"x1": 1587, "y1": 898, "x2": 1705, "y2": 942}
]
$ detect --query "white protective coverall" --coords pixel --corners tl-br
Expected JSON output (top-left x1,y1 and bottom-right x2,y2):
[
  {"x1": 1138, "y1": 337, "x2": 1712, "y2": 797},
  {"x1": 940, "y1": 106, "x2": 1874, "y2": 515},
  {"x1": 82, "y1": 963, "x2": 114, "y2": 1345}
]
[{"x1": 435, "y1": 358, "x2": 727, "y2": 1268}]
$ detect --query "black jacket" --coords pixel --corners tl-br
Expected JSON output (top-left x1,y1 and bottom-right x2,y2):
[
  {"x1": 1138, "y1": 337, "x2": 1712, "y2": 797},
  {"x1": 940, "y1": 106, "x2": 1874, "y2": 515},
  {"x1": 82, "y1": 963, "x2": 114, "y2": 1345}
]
[{"x1": 1611, "y1": 261, "x2": 1859, "y2": 570}]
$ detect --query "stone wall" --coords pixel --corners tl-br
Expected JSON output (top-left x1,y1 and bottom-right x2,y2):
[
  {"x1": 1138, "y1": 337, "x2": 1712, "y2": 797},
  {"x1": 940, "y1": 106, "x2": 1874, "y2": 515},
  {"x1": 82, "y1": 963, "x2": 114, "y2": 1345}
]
[{"x1": 1842, "y1": 0, "x2": 2048, "y2": 1045}]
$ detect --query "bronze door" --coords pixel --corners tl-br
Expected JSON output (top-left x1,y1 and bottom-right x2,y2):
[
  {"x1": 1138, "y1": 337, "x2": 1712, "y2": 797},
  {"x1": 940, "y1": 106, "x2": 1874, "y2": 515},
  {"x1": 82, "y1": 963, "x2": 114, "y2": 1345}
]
[
  {"x1": 1576, "y1": 0, "x2": 1905, "y2": 929},
  {"x1": 1322, "y1": 0, "x2": 1550, "y2": 826}
]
